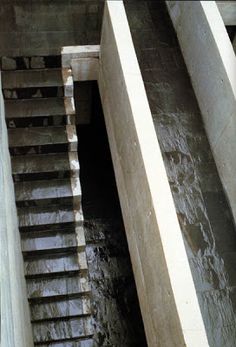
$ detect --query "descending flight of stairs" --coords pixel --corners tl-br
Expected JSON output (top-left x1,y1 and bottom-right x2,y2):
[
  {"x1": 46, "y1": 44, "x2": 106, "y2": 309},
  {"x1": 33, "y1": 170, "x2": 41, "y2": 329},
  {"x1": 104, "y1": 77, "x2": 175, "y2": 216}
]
[{"x1": 1, "y1": 56, "x2": 94, "y2": 346}]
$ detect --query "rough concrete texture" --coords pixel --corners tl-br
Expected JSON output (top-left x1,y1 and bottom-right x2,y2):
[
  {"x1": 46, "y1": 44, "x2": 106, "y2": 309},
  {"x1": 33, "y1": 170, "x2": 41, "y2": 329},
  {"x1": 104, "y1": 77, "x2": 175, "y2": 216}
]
[
  {"x1": 77, "y1": 82, "x2": 147, "y2": 347},
  {"x1": 125, "y1": 1, "x2": 236, "y2": 346},
  {"x1": 165, "y1": 1, "x2": 236, "y2": 225},
  {"x1": 0, "y1": 1, "x2": 104, "y2": 57}
]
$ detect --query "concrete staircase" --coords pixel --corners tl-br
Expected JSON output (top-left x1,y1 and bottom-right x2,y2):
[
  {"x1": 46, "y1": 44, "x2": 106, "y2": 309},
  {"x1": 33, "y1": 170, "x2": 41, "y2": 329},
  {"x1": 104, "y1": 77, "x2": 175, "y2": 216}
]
[{"x1": 1, "y1": 56, "x2": 94, "y2": 346}]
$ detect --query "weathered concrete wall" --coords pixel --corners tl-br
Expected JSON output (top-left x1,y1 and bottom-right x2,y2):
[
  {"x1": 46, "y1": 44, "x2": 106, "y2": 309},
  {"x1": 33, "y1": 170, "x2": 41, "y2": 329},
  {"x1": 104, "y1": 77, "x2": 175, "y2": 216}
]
[
  {"x1": 166, "y1": 1, "x2": 236, "y2": 224},
  {"x1": 0, "y1": 1, "x2": 104, "y2": 57},
  {"x1": 98, "y1": 2, "x2": 209, "y2": 346},
  {"x1": 0, "y1": 72, "x2": 33, "y2": 347}
]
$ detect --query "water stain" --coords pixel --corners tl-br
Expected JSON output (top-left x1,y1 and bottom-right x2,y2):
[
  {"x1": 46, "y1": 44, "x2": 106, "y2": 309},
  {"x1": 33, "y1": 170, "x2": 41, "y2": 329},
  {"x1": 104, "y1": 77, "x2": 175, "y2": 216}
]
[{"x1": 125, "y1": 1, "x2": 236, "y2": 346}]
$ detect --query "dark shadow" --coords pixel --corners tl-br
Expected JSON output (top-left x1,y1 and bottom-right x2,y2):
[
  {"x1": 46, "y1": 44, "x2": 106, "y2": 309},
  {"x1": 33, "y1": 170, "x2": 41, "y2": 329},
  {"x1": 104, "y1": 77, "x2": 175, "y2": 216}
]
[{"x1": 76, "y1": 81, "x2": 147, "y2": 347}]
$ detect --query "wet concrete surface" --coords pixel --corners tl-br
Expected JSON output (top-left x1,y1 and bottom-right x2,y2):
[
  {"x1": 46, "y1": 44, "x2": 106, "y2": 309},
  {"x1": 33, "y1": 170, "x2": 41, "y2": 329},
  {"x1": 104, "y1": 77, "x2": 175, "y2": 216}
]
[
  {"x1": 125, "y1": 2, "x2": 236, "y2": 346},
  {"x1": 77, "y1": 82, "x2": 147, "y2": 347}
]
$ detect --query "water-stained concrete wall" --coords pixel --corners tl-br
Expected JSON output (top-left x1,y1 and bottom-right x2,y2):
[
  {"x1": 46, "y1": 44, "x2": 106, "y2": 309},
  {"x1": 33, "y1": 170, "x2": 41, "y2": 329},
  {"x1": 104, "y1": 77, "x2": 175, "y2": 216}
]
[
  {"x1": 0, "y1": 0, "x2": 104, "y2": 57},
  {"x1": 166, "y1": 1, "x2": 236, "y2": 224},
  {"x1": 0, "y1": 72, "x2": 33, "y2": 347},
  {"x1": 98, "y1": 2, "x2": 209, "y2": 346}
]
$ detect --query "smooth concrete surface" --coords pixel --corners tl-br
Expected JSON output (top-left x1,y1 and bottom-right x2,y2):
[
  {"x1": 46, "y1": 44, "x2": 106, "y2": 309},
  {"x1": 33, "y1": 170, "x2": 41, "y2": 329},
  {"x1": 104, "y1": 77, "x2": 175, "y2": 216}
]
[
  {"x1": 62, "y1": 45, "x2": 100, "y2": 69},
  {"x1": 97, "y1": 2, "x2": 209, "y2": 346},
  {"x1": 166, "y1": 0, "x2": 236, "y2": 224},
  {"x1": 71, "y1": 58, "x2": 99, "y2": 81},
  {"x1": 216, "y1": 1, "x2": 236, "y2": 25},
  {"x1": 0, "y1": 73, "x2": 34, "y2": 346}
]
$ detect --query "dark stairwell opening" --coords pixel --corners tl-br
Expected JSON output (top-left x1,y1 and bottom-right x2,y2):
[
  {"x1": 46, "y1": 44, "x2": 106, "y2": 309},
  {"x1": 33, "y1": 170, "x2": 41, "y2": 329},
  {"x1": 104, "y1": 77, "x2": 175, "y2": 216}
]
[{"x1": 76, "y1": 81, "x2": 147, "y2": 347}]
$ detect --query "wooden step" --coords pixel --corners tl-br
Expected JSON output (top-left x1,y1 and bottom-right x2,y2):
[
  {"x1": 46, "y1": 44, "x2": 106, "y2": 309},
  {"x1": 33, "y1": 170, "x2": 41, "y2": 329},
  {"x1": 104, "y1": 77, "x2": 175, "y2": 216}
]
[
  {"x1": 22, "y1": 232, "x2": 77, "y2": 253},
  {"x1": 9, "y1": 126, "x2": 66, "y2": 147},
  {"x1": 12, "y1": 153, "x2": 70, "y2": 181}
]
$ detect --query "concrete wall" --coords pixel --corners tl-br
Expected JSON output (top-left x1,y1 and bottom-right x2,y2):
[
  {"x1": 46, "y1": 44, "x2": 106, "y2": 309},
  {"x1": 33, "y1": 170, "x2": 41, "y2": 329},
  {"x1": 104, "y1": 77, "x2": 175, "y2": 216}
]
[
  {"x1": 0, "y1": 1, "x2": 104, "y2": 57},
  {"x1": 166, "y1": 1, "x2": 236, "y2": 224},
  {"x1": 0, "y1": 72, "x2": 33, "y2": 347},
  {"x1": 98, "y1": 2, "x2": 209, "y2": 346}
]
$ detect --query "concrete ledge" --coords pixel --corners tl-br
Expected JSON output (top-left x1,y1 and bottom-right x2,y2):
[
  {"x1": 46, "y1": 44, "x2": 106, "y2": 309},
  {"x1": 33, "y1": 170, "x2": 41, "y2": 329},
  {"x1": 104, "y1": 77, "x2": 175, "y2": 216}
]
[
  {"x1": 97, "y1": 2, "x2": 209, "y2": 346},
  {"x1": 62, "y1": 46, "x2": 100, "y2": 82},
  {"x1": 61, "y1": 45, "x2": 100, "y2": 68},
  {"x1": 166, "y1": 0, "x2": 236, "y2": 224}
]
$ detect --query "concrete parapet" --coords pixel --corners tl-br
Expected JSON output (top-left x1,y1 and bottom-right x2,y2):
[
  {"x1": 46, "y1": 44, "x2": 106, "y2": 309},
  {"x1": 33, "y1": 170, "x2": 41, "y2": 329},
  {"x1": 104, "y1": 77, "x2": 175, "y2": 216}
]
[{"x1": 97, "y1": 2, "x2": 209, "y2": 346}]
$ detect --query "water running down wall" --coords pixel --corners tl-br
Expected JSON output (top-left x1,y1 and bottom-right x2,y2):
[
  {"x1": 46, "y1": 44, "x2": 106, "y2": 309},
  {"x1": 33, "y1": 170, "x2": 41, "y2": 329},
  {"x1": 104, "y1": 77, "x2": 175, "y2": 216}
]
[{"x1": 125, "y1": 2, "x2": 236, "y2": 346}]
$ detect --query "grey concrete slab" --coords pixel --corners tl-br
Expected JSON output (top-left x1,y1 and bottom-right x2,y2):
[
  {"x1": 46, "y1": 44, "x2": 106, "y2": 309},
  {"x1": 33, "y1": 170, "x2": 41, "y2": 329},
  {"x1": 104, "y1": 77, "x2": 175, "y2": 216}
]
[
  {"x1": 18, "y1": 206, "x2": 75, "y2": 228},
  {"x1": 24, "y1": 253, "x2": 87, "y2": 277},
  {"x1": 32, "y1": 317, "x2": 93, "y2": 343},
  {"x1": 30, "y1": 297, "x2": 91, "y2": 321},
  {"x1": 14, "y1": 178, "x2": 74, "y2": 203},
  {"x1": 11, "y1": 153, "x2": 71, "y2": 176},
  {"x1": 5, "y1": 98, "x2": 67, "y2": 118},
  {"x1": 27, "y1": 274, "x2": 90, "y2": 299},
  {"x1": 21, "y1": 232, "x2": 78, "y2": 253},
  {"x1": 2, "y1": 69, "x2": 63, "y2": 89},
  {"x1": 8, "y1": 126, "x2": 67, "y2": 147}
]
